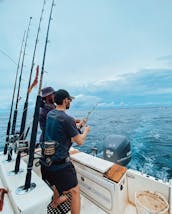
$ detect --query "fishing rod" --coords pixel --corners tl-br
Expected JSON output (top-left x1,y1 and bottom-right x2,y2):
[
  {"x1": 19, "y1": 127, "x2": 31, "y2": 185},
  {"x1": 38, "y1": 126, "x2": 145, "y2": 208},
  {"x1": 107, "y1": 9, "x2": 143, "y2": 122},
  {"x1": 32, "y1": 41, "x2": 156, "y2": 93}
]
[
  {"x1": 7, "y1": 17, "x2": 32, "y2": 161},
  {"x1": 85, "y1": 103, "x2": 98, "y2": 123},
  {"x1": 19, "y1": 0, "x2": 46, "y2": 141},
  {"x1": 3, "y1": 31, "x2": 26, "y2": 155},
  {"x1": 20, "y1": 0, "x2": 55, "y2": 191},
  {"x1": 14, "y1": 0, "x2": 46, "y2": 174},
  {"x1": 79, "y1": 103, "x2": 98, "y2": 133}
]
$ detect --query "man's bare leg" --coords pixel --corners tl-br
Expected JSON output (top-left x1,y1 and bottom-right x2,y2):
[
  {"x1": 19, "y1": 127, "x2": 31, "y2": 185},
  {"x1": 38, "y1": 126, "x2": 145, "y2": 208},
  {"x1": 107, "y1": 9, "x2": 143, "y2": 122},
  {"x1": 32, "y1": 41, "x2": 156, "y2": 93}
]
[{"x1": 69, "y1": 185, "x2": 80, "y2": 214}]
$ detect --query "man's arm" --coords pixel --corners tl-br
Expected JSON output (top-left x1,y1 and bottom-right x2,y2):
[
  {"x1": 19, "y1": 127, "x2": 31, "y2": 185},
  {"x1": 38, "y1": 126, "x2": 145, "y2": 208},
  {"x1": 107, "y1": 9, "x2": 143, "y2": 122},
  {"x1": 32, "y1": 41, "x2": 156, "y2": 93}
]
[{"x1": 72, "y1": 126, "x2": 90, "y2": 145}]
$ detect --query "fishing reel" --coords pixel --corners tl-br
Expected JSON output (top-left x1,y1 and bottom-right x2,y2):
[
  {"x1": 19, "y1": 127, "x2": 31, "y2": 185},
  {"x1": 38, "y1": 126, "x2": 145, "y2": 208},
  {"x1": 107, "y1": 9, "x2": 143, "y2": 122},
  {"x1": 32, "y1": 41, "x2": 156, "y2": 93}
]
[
  {"x1": 7, "y1": 134, "x2": 19, "y2": 152},
  {"x1": 16, "y1": 140, "x2": 29, "y2": 153},
  {"x1": 9, "y1": 133, "x2": 19, "y2": 144}
]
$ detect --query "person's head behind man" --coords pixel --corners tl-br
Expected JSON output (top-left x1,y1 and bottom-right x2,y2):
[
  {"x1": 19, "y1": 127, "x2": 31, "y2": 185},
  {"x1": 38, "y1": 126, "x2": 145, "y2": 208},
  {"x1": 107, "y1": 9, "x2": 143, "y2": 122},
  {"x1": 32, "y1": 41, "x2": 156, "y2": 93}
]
[
  {"x1": 41, "y1": 86, "x2": 55, "y2": 104},
  {"x1": 54, "y1": 89, "x2": 74, "y2": 109}
]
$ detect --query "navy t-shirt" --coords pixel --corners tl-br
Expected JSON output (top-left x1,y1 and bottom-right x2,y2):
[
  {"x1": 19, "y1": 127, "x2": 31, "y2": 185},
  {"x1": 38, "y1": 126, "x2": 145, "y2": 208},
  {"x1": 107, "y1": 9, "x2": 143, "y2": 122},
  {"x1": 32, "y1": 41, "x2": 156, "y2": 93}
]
[{"x1": 44, "y1": 109, "x2": 79, "y2": 170}]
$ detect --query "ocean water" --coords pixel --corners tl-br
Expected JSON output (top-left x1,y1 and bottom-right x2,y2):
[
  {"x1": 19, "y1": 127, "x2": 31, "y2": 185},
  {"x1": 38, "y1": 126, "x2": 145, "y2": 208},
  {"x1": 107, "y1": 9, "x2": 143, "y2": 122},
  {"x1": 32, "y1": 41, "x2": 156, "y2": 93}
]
[{"x1": 0, "y1": 107, "x2": 172, "y2": 180}]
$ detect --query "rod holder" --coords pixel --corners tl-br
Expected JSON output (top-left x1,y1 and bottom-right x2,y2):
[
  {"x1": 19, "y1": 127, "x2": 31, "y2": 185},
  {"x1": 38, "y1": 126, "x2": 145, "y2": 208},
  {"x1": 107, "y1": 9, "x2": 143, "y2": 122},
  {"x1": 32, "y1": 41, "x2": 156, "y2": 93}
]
[{"x1": 16, "y1": 183, "x2": 36, "y2": 195}]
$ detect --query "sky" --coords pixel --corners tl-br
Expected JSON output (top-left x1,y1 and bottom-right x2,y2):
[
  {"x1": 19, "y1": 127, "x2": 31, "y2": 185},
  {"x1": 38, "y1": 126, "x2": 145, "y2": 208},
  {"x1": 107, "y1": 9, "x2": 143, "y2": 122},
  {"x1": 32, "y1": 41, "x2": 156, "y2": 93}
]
[{"x1": 0, "y1": 0, "x2": 172, "y2": 109}]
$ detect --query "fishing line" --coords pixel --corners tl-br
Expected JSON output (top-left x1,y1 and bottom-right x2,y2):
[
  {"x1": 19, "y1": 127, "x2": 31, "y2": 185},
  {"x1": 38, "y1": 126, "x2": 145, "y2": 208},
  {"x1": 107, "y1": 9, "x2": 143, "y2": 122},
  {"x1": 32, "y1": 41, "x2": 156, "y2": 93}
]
[
  {"x1": 79, "y1": 103, "x2": 98, "y2": 133},
  {"x1": 0, "y1": 48, "x2": 17, "y2": 65}
]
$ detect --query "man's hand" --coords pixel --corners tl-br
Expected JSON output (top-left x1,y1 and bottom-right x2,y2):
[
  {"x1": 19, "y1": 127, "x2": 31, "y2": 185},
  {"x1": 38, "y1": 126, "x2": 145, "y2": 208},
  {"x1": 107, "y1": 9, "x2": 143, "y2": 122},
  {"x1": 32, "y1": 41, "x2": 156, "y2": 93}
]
[
  {"x1": 84, "y1": 125, "x2": 90, "y2": 133},
  {"x1": 76, "y1": 118, "x2": 87, "y2": 129},
  {"x1": 72, "y1": 125, "x2": 90, "y2": 146}
]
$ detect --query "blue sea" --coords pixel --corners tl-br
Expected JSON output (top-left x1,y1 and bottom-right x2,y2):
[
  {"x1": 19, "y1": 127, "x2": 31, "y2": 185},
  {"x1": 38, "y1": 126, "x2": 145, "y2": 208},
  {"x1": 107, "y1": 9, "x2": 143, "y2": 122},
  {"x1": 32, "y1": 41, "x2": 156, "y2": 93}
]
[{"x1": 0, "y1": 107, "x2": 172, "y2": 180}]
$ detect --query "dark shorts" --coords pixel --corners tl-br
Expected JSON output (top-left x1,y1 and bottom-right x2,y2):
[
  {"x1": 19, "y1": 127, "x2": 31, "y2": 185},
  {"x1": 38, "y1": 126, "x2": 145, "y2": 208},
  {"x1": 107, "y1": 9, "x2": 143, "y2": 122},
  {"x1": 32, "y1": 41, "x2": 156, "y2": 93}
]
[
  {"x1": 42, "y1": 162, "x2": 78, "y2": 195},
  {"x1": 41, "y1": 165, "x2": 47, "y2": 181}
]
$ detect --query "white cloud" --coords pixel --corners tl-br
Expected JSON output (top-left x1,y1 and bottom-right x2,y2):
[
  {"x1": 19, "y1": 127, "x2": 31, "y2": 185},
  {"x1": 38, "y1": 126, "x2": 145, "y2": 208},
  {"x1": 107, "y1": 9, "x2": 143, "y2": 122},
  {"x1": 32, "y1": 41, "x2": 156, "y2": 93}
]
[
  {"x1": 97, "y1": 102, "x2": 115, "y2": 108},
  {"x1": 145, "y1": 88, "x2": 172, "y2": 95},
  {"x1": 1, "y1": 0, "x2": 172, "y2": 108},
  {"x1": 72, "y1": 94, "x2": 101, "y2": 109}
]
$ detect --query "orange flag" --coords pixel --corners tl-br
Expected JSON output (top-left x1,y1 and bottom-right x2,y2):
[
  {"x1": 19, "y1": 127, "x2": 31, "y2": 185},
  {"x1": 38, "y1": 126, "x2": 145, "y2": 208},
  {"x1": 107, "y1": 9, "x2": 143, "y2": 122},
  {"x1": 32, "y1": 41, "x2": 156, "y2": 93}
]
[{"x1": 28, "y1": 65, "x2": 39, "y2": 93}]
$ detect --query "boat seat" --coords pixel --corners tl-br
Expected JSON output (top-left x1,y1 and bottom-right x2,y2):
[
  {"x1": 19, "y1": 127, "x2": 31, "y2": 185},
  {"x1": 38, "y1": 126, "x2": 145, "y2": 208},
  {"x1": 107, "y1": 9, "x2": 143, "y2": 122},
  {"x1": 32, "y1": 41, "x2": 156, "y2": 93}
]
[
  {"x1": 105, "y1": 164, "x2": 127, "y2": 183},
  {"x1": 70, "y1": 152, "x2": 114, "y2": 173}
]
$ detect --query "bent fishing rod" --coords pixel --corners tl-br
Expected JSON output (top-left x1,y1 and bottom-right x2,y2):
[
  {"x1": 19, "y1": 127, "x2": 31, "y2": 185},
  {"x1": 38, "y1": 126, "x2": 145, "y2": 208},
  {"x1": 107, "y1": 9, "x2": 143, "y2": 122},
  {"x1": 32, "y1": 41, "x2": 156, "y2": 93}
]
[
  {"x1": 85, "y1": 103, "x2": 98, "y2": 123},
  {"x1": 79, "y1": 103, "x2": 98, "y2": 133},
  {"x1": 14, "y1": 0, "x2": 46, "y2": 174},
  {"x1": 7, "y1": 17, "x2": 32, "y2": 161},
  {"x1": 22, "y1": 0, "x2": 55, "y2": 191},
  {"x1": 3, "y1": 31, "x2": 26, "y2": 155}
]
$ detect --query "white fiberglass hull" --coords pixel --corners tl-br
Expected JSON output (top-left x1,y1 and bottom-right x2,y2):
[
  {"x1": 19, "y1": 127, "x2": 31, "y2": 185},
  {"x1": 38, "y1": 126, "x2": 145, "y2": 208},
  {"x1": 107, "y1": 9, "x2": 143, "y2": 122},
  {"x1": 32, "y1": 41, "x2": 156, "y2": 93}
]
[{"x1": 0, "y1": 150, "x2": 171, "y2": 214}]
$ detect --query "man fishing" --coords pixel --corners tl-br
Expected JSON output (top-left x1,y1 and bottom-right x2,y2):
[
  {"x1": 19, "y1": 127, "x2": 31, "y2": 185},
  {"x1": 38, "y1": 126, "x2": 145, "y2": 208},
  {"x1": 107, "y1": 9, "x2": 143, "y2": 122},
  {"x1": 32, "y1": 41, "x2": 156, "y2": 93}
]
[
  {"x1": 43, "y1": 89, "x2": 90, "y2": 213},
  {"x1": 39, "y1": 86, "x2": 81, "y2": 209},
  {"x1": 39, "y1": 86, "x2": 68, "y2": 206}
]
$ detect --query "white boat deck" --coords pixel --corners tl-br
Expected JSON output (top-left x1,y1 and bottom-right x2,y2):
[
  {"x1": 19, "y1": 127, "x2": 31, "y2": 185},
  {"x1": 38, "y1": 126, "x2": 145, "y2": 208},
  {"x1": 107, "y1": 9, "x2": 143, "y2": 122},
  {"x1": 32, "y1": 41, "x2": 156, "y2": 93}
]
[
  {"x1": 74, "y1": 195, "x2": 136, "y2": 214},
  {"x1": 0, "y1": 153, "x2": 53, "y2": 214},
  {"x1": 0, "y1": 150, "x2": 171, "y2": 214},
  {"x1": 124, "y1": 203, "x2": 136, "y2": 214}
]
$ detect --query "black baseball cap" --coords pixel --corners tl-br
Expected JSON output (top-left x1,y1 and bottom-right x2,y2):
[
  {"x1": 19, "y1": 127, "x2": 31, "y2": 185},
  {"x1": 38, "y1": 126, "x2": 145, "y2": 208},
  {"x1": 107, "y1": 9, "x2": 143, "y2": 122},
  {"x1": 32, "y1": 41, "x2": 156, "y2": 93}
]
[{"x1": 54, "y1": 89, "x2": 74, "y2": 104}]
